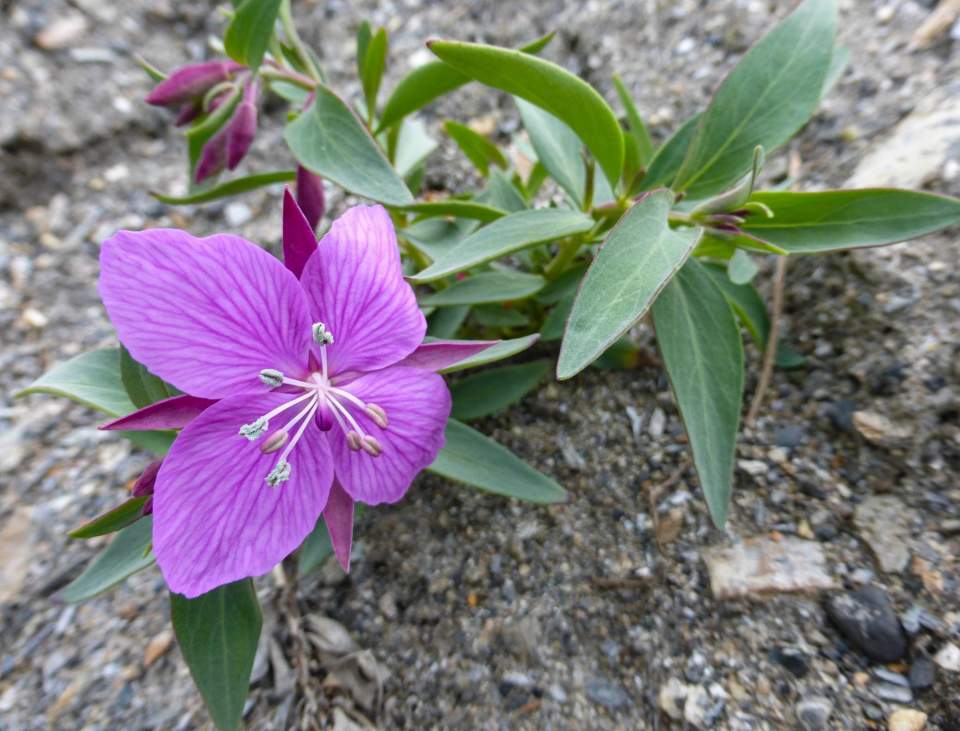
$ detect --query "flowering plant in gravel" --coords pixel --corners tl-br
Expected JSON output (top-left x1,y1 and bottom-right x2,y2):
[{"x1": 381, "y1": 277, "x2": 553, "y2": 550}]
[{"x1": 14, "y1": 0, "x2": 960, "y2": 727}]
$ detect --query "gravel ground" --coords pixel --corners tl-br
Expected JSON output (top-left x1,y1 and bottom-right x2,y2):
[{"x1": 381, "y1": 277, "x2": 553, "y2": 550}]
[{"x1": 1, "y1": 0, "x2": 959, "y2": 729}]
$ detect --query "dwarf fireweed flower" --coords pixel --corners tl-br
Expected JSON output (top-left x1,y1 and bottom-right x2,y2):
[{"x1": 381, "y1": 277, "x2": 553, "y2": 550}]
[{"x1": 98, "y1": 203, "x2": 479, "y2": 597}]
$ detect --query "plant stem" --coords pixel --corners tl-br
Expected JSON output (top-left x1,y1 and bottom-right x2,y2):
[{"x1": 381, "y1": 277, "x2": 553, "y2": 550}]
[
  {"x1": 543, "y1": 239, "x2": 581, "y2": 280},
  {"x1": 745, "y1": 255, "x2": 787, "y2": 426},
  {"x1": 259, "y1": 65, "x2": 316, "y2": 91},
  {"x1": 279, "y1": 0, "x2": 323, "y2": 83}
]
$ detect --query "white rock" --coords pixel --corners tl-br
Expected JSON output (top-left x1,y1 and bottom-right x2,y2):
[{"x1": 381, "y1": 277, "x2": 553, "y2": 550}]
[
  {"x1": 658, "y1": 677, "x2": 690, "y2": 720},
  {"x1": 888, "y1": 708, "x2": 927, "y2": 731},
  {"x1": 225, "y1": 202, "x2": 253, "y2": 227},
  {"x1": 738, "y1": 459, "x2": 767, "y2": 477},
  {"x1": 704, "y1": 536, "x2": 836, "y2": 600},
  {"x1": 934, "y1": 642, "x2": 960, "y2": 672},
  {"x1": 683, "y1": 685, "x2": 712, "y2": 728}
]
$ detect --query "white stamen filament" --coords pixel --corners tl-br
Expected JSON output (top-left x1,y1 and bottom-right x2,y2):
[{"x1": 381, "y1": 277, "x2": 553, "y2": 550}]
[{"x1": 246, "y1": 324, "x2": 396, "y2": 486}]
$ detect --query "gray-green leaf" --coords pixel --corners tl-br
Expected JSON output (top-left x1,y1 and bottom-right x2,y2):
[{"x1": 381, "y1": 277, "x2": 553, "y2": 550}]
[
  {"x1": 651, "y1": 259, "x2": 744, "y2": 526},
  {"x1": 557, "y1": 190, "x2": 702, "y2": 379},
  {"x1": 420, "y1": 271, "x2": 545, "y2": 306},
  {"x1": 451, "y1": 359, "x2": 551, "y2": 420},
  {"x1": 428, "y1": 419, "x2": 565, "y2": 503},
  {"x1": 60, "y1": 517, "x2": 155, "y2": 603},
  {"x1": 285, "y1": 84, "x2": 413, "y2": 206},
  {"x1": 672, "y1": 0, "x2": 837, "y2": 199},
  {"x1": 171, "y1": 580, "x2": 262, "y2": 731}
]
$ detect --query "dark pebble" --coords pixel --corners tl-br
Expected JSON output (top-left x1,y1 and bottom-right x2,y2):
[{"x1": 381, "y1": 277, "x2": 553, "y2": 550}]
[
  {"x1": 826, "y1": 400, "x2": 857, "y2": 433},
  {"x1": 909, "y1": 655, "x2": 935, "y2": 691},
  {"x1": 770, "y1": 646, "x2": 810, "y2": 678},
  {"x1": 824, "y1": 585, "x2": 907, "y2": 663}
]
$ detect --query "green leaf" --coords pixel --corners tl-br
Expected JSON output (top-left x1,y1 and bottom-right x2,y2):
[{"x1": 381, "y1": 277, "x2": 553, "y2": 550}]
[
  {"x1": 540, "y1": 295, "x2": 573, "y2": 342},
  {"x1": 672, "y1": 0, "x2": 837, "y2": 199},
  {"x1": 420, "y1": 271, "x2": 545, "y2": 306},
  {"x1": 402, "y1": 200, "x2": 506, "y2": 223},
  {"x1": 224, "y1": 0, "x2": 282, "y2": 68},
  {"x1": 16, "y1": 349, "x2": 138, "y2": 417},
  {"x1": 392, "y1": 116, "x2": 438, "y2": 178},
  {"x1": 612, "y1": 74, "x2": 654, "y2": 168},
  {"x1": 428, "y1": 40, "x2": 624, "y2": 188},
  {"x1": 285, "y1": 84, "x2": 413, "y2": 206},
  {"x1": 15, "y1": 348, "x2": 176, "y2": 456},
  {"x1": 471, "y1": 304, "x2": 529, "y2": 328},
  {"x1": 171, "y1": 580, "x2": 261, "y2": 731},
  {"x1": 557, "y1": 190, "x2": 702, "y2": 379},
  {"x1": 356, "y1": 21, "x2": 372, "y2": 77},
  {"x1": 187, "y1": 87, "x2": 242, "y2": 178},
  {"x1": 478, "y1": 168, "x2": 527, "y2": 212},
  {"x1": 376, "y1": 32, "x2": 555, "y2": 132},
  {"x1": 360, "y1": 27, "x2": 388, "y2": 117},
  {"x1": 638, "y1": 113, "x2": 701, "y2": 192},
  {"x1": 298, "y1": 517, "x2": 332, "y2": 575},
  {"x1": 536, "y1": 263, "x2": 588, "y2": 304},
  {"x1": 516, "y1": 98, "x2": 585, "y2": 205},
  {"x1": 152, "y1": 171, "x2": 296, "y2": 205},
  {"x1": 443, "y1": 120, "x2": 507, "y2": 176},
  {"x1": 741, "y1": 189, "x2": 960, "y2": 253},
  {"x1": 69, "y1": 497, "x2": 149, "y2": 539},
  {"x1": 651, "y1": 259, "x2": 744, "y2": 526},
  {"x1": 428, "y1": 419, "x2": 565, "y2": 503},
  {"x1": 60, "y1": 517, "x2": 155, "y2": 603},
  {"x1": 401, "y1": 217, "x2": 478, "y2": 261},
  {"x1": 412, "y1": 209, "x2": 594, "y2": 282},
  {"x1": 726, "y1": 249, "x2": 758, "y2": 285},
  {"x1": 120, "y1": 346, "x2": 171, "y2": 409},
  {"x1": 823, "y1": 44, "x2": 850, "y2": 96},
  {"x1": 437, "y1": 333, "x2": 540, "y2": 373},
  {"x1": 703, "y1": 263, "x2": 770, "y2": 346},
  {"x1": 451, "y1": 359, "x2": 551, "y2": 420},
  {"x1": 427, "y1": 305, "x2": 470, "y2": 338}
]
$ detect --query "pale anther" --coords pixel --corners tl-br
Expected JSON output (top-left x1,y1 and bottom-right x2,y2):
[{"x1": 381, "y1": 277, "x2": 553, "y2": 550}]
[
  {"x1": 260, "y1": 430, "x2": 289, "y2": 454},
  {"x1": 239, "y1": 417, "x2": 268, "y2": 441},
  {"x1": 266, "y1": 460, "x2": 291, "y2": 487},
  {"x1": 365, "y1": 403, "x2": 388, "y2": 429},
  {"x1": 259, "y1": 368, "x2": 284, "y2": 387},
  {"x1": 312, "y1": 322, "x2": 335, "y2": 345},
  {"x1": 346, "y1": 430, "x2": 362, "y2": 451},
  {"x1": 361, "y1": 435, "x2": 382, "y2": 457}
]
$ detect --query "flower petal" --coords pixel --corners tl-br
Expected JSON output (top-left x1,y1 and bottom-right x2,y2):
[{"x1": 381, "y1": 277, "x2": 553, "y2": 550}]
[
  {"x1": 282, "y1": 187, "x2": 317, "y2": 279},
  {"x1": 300, "y1": 205, "x2": 425, "y2": 374},
  {"x1": 322, "y1": 480, "x2": 354, "y2": 572},
  {"x1": 153, "y1": 393, "x2": 333, "y2": 598},
  {"x1": 100, "y1": 229, "x2": 313, "y2": 400},
  {"x1": 332, "y1": 366, "x2": 449, "y2": 505},
  {"x1": 394, "y1": 339, "x2": 498, "y2": 372},
  {"x1": 99, "y1": 394, "x2": 216, "y2": 431},
  {"x1": 296, "y1": 166, "x2": 325, "y2": 230}
]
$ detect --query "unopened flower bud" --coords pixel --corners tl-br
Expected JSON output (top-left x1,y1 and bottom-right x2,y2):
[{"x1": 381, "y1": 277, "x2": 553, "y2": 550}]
[
  {"x1": 131, "y1": 460, "x2": 162, "y2": 516},
  {"x1": 296, "y1": 166, "x2": 325, "y2": 230},
  {"x1": 194, "y1": 80, "x2": 258, "y2": 183},
  {"x1": 146, "y1": 60, "x2": 243, "y2": 108}
]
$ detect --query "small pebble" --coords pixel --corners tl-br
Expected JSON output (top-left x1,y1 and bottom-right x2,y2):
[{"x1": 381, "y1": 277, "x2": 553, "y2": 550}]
[
  {"x1": 796, "y1": 696, "x2": 833, "y2": 731},
  {"x1": 908, "y1": 656, "x2": 935, "y2": 690},
  {"x1": 871, "y1": 682, "x2": 913, "y2": 704},
  {"x1": 888, "y1": 708, "x2": 927, "y2": 731},
  {"x1": 933, "y1": 642, "x2": 960, "y2": 672}
]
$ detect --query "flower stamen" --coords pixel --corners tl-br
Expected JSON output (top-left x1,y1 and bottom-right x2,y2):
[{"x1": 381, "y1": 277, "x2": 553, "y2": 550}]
[{"x1": 260, "y1": 429, "x2": 289, "y2": 454}]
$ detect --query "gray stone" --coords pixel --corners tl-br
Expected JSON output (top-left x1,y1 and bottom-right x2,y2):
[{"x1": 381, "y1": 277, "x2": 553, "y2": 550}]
[
  {"x1": 909, "y1": 656, "x2": 936, "y2": 690},
  {"x1": 796, "y1": 696, "x2": 833, "y2": 731},
  {"x1": 854, "y1": 495, "x2": 911, "y2": 573},
  {"x1": 871, "y1": 682, "x2": 913, "y2": 704},
  {"x1": 933, "y1": 642, "x2": 960, "y2": 672},
  {"x1": 585, "y1": 678, "x2": 631, "y2": 710}
]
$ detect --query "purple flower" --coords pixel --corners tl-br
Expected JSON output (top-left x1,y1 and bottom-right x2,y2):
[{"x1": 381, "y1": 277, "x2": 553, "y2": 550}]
[
  {"x1": 98, "y1": 203, "x2": 492, "y2": 598},
  {"x1": 195, "y1": 79, "x2": 259, "y2": 184},
  {"x1": 146, "y1": 60, "x2": 244, "y2": 108}
]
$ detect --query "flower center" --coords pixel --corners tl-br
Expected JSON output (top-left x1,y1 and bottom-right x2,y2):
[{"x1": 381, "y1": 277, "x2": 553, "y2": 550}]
[{"x1": 238, "y1": 323, "x2": 387, "y2": 487}]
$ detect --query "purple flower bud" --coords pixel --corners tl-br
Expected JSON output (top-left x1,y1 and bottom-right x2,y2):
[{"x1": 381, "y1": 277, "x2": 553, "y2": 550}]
[
  {"x1": 175, "y1": 101, "x2": 201, "y2": 127},
  {"x1": 146, "y1": 60, "x2": 244, "y2": 107},
  {"x1": 194, "y1": 81, "x2": 259, "y2": 184},
  {"x1": 132, "y1": 460, "x2": 162, "y2": 516},
  {"x1": 296, "y1": 166, "x2": 326, "y2": 230}
]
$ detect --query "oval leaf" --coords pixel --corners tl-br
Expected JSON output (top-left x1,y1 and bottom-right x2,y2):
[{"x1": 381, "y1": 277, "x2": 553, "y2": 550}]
[
  {"x1": 741, "y1": 189, "x2": 960, "y2": 253},
  {"x1": 428, "y1": 40, "x2": 624, "y2": 188},
  {"x1": 16, "y1": 349, "x2": 135, "y2": 416},
  {"x1": 437, "y1": 333, "x2": 540, "y2": 373},
  {"x1": 639, "y1": 113, "x2": 702, "y2": 193},
  {"x1": 443, "y1": 120, "x2": 507, "y2": 176},
  {"x1": 516, "y1": 98, "x2": 586, "y2": 205},
  {"x1": 413, "y1": 209, "x2": 594, "y2": 282},
  {"x1": 557, "y1": 190, "x2": 702, "y2": 379},
  {"x1": 402, "y1": 200, "x2": 506, "y2": 223},
  {"x1": 69, "y1": 498, "x2": 149, "y2": 540},
  {"x1": 428, "y1": 419, "x2": 565, "y2": 503},
  {"x1": 171, "y1": 580, "x2": 262, "y2": 731},
  {"x1": 285, "y1": 85, "x2": 413, "y2": 206},
  {"x1": 420, "y1": 271, "x2": 545, "y2": 306},
  {"x1": 651, "y1": 259, "x2": 744, "y2": 526},
  {"x1": 59, "y1": 517, "x2": 155, "y2": 603},
  {"x1": 672, "y1": 0, "x2": 837, "y2": 198},
  {"x1": 224, "y1": 0, "x2": 281, "y2": 68},
  {"x1": 153, "y1": 171, "x2": 296, "y2": 205},
  {"x1": 451, "y1": 359, "x2": 551, "y2": 420}
]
